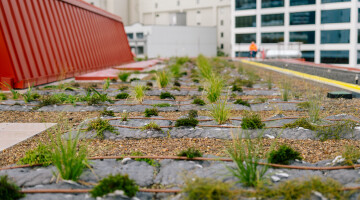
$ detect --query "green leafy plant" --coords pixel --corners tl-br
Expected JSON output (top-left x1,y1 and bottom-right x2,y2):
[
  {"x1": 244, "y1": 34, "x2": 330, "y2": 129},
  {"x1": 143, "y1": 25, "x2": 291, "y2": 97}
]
[
  {"x1": 342, "y1": 145, "x2": 360, "y2": 166},
  {"x1": 193, "y1": 79, "x2": 200, "y2": 83},
  {"x1": 268, "y1": 145, "x2": 302, "y2": 165},
  {"x1": 22, "y1": 84, "x2": 40, "y2": 103},
  {"x1": 130, "y1": 151, "x2": 160, "y2": 167},
  {"x1": 171, "y1": 86, "x2": 180, "y2": 91},
  {"x1": 205, "y1": 75, "x2": 224, "y2": 103},
  {"x1": 0, "y1": 93, "x2": 7, "y2": 100},
  {"x1": 255, "y1": 97, "x2": 267, "y2": 103},
  {"x1": 132, "y1": 85, "x2": 146, "y2": 104},
  {"x1": 182, "y1": 177, "x2": 234, "y2": 200},
  {"x1": 156, "y1": 70, "x2": 170, "y2": 88},
  {"x1": 0, "y1": 82, "x2": 20, "y2": 99},
  {"x1": 316, "y1": 120, "x2": 357, "y2": 141},
  {"x1": 90, "y1": 174, "x2": 138, "y2": 198},
  {"x1": 232, "y1": 84, "x2": 243, "y2": 92},
  {"x1": 160, "y1": 92, "x2": 175, "y2": 100},
  {"x1": 176, "y1": 56, "x2": 190, "y2": 65},
  {"x1": 196, "y1": 54, "x2": 213, "y2": 80},
  {"x1": 103, "y1": 78, "x2": 110, "y2": 91},
  {"x1": 174, "y1": 81, "x2": 181, "y2": 87},
  {"x1": 170, "y1": 64, "x2": 181, "y2": 78},
  {"x1": 86, "y1": 117, "x2": 118, "y2": 139},
  {"x1": 18, "y1": 143, "x2": 52, "y2": 166},
  {"x1": 177, "y1": 147, "x2": 202, "y2": 158},
  {"x1": 175, "y1": 117, "x2": 199, "y2": 127},
  {"x1": 226, "y1": 132, "x2": 270, "y2": 187},
  {"x1": 116, "y1": 92, "x2": 130, "y2": 99},
  {"x1": 234, "y1": 99, "x2": 250, "y2": 107},
  {"x1": 153, "y1": 103, "x2": 171, "y2": 107},
  {"x1": 308, "y1": 95, "x2": 321, "y2": 123},
  {"x1": 130, "y1": 78, "x2": 140, "y2": 82},
  {"x1": 0, "y1": 175, "x2": 25, "y2": 200},
  {"x1": 188, "y1": 110, "x2": 198, "y2": 118},
  {"x1": 241, "y1": 112, "x2": 265, "y2": 129},
  {"x1": 121, "y1": 111, "x2": 129, "y2": 121},
  {"x1": 209, "y1": 100, "x2": 231, "y2": 125},
  {"x1": 118, "y1": 86, "x2": 129, "y2": 91},
  {"x1": 282, "y1": 118, "x2": 316, "y2": 131},
  {"x1": 144, "y1": 108, "x2": 159, "y2": 117},
  {"x1": 141, "y1": 121, "x2": 162, "y2": 131},
  {"x1": 296, "y1": 101, "x2": 310, "y2": 110},
  {"x1": 118, "y1": 72, "x2": 131, "y2": 82},
  {"x1": 51, "y1": 130, "x2": 88, "y2": 181},
  {"x1": 192, "y1": 98, "x2": 206, "y2": 106},
  {"x1": 84, "y1": 88, "x2": 113, "y2": 105},
  {"x1": 100, "y1": 108, "x2": 115, "y2": 117}
]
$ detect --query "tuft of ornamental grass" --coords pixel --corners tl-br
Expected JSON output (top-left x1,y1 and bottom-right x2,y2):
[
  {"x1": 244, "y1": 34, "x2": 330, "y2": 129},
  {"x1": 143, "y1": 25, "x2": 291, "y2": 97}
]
[
  {"x1": 205, "y1": 75, "x2": 224, "y2": 103},
  {"x1": 0, "y1": 93, "x2": 7, "y2": 100},
  {"x1": 100, "y1": 108, "x2": 115, "y2": 117},
  {"x1": 170, "y1": 64, "x2": 181, "y2": 78},
  {"x1": 192, "y1": 98, "x2": 206, "y2": 106},
  {"x1": 234, "y1": 99, "x2": 250, "y2": 107},
  {"x1": 144, "y1": 108, "x2": 159, "y2": 117},
  {"x1": 118, "y1": 72, "x2": 131, "y2": 82},
  {"x1": 132, "y1": 85, "x2": 146, "y2": 104},
  {"x1": 209, "y1": 99, "x2": 231, "y2": 125},
  {"x1": 86, "y1": 117, "x2": 118, "y2": 140},
  {"x1": 342, "y1": 145, "x2": 360, "y2": 166},
  {"x1": 308, "y1": 95, "x2": 321, "y2": 123},
  {"x1": 22, "y1": 84, "x2": 40, "y2": 103},
  {"x1": 0, "y1": 82, "x2": 20, "y2": 99},
  {"x1": 51, "y1": 130, "x2": 88, "y2": 181},
  {"x1": 268, "y1": 145, "x2": 302, "y2": 165},
  {"x1": 90, "y1": 174, "x2": 138, "y2": 198},
  {"x1": 196, "y1": 54, "x2": 213, "y2": 80},
  {"x1": 156, "y1": 70, "x2": 170, "y2": 88},
  {"x1": 103, "y1": 78, "x2": 110, "y2": 91},
  {"x1": 280, "y1": 81, "x2": 291, "y2": 102},
  {"x1": 0, "y1": 175, "x2": 25, "y2": 200},
  {"x1": 177, "y1": 147, "x2": 202, "y2": 158},
  {"x1": 241, "y1": 112, "x2": 265, "y2": 130}
]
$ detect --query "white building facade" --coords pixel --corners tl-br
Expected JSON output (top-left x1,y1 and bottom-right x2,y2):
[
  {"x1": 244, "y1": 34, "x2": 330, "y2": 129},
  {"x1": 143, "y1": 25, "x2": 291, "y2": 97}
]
[{"x1": 231, "y1": 0, "x2": 360, "y2": 68}]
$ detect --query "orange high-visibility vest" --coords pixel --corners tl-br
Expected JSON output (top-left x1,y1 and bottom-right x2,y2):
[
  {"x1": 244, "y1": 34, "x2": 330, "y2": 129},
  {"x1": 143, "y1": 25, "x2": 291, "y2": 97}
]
[{"x1": 249, "y1": 43, "x2": 258, "y2": 51}]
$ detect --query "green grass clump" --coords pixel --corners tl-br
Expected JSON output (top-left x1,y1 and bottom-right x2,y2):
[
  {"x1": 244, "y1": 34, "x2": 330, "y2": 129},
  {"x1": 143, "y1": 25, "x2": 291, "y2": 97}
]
[
  {"x1": 174, "y1": 81, "x2": 181, "y2": 87},
  {"x1": 188, "y1": 110, "x2": 198, "y2": 118},
  {"x1": 209, "y1": 100, "x2": 231, "y2": 125},
  {"x1": 130, "y1": 151, "x2": 160, "y2": 167},
  {"x1": 192, "y1": 98, "x2": 206, "y2": 106},
  {"x1": 132, "y1": 85, "x2": 146, "y2": 104},
  {"x1": 182, "y1": 177, "x2": 234, "y2": 200},
  {"x1": 84, "y1": 88, "x2": 113, "y2": 105},
  {"x1": 160, "y1": 92, "x2": 175, "y2": 100},
  {"x1": 90, "y1": 174, "x2": 138, "y2": 198},
  {"x1": 196, "y1": 54, "x2": 213, "y2": 80},
  {"x1": 0, "y1": 82, "x2": 20, "y2": 99},
  {"x1": 22, "y1": 85, "x2": 40, "y2": 103},
  {"x1": 282, "y1": 118, "x2": 316, "y2": 131},
  {"x1": 100, "y1": 108, "x2": 115, "y2": 117},
  {"x1": 130, "y1": 78, "x2": 140, "y2": 82},
  {"x1": 170, "y1": 64, "x2": 181, "y2": 78},
  {"x1": 280, "y1": 82, "x2": 291, "y2": 101},
  {"x1": 342, "y1": 145, "x2": 360, "y2": 166},
  {"x1": 103, "y1": 78, "x2": 110, "y2": 91},
  {"x1": 116, "y1": 92, "x2": 130, "y2": 99},
  {"x1": 0, "y1": 175, "x2": 25, "y2": 200},
  {"x1": 118, "y1": 72, "x2": 131, "y2": 82},
  {"x1": 177, "y1": 147, "x2": 202, "y2": 158},
  {"x1": 232, "y1": 84, "x2": 243, "y2": 92},
  {"x1": 86, "y1": 118, "x2": 118, "y2": 139},
  {"x1": 193, "y1": 79, "x2": 200, "y2": 83},
  {"x1": 268, "y1": 145, "x2": 302, "y2": 165},
  {"x1": 18, "y1": 143, "x2": 52, "y2": 166},
  {"x1": 316, "y1": 120, "x2": 357, "y2": 141},
  {"x1": 296, "y1": 101, "x2": 310, "y2": 110},
  {"x1": 234, "y1": 99, "x2": 250, "y2": 107},
  {"x1": 118, "y1": 86, "x2": 129, "y2": 91},
  {"x1": 156, "y1": 70, "x2": 170, "y2": 88},
  {"x1": 241, "y1": 112, "x2": 265, "y2": 129},
  {"x1": 153, "y1": 103, "x2": 171, "y2": 107},
  {"x1": 0, "y1": 93, "x2": 7, "y2": 100},
  {"x1": 205, "y1": 75, "x2": 224, "y2": 103},
  {"x1": 144, "y1": 108, "x2": 159, "y2": 117},
  {"x1": 308, "y1": 95, "x2": 321, "y2": 123},
  {"x1": 175, "y1": 117, "x2": 199, "y2": 127},
  {"x1": 141, "y1": 122, "x2": 162, "y2": 131},
  {"x1": 176, "y1": 56, "x2": 190, "y2": 65},
  {"x1": 51, "y1": 131, "x2": 88, "y2": 181}
]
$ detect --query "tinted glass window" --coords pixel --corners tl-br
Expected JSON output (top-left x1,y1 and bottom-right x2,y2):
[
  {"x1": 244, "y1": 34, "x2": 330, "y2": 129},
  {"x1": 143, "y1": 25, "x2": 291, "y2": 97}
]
[
  {"x1": 358, "y1": 8, "x2": 360, "y2": 22},
  {"x1": 302, "y1": 51, "x2": 315, "y2": 62},
  {"x1": 261, "y1": 32, "x2": 284, "y2": 43},
  {"x1": 321, "y1": 9, "x2": 350, "y2": 24},
  {"x1": 262, "y1": 0, "x2": 284, "y2": 8},
  {"x1": 236, "y1": 33, "x2": 256, "y2": 43},
  {"x1": 235, "y1": 51, "x2": 251, "y2": 57},
  {"x1": 322, "y1": 0, "x2": 350, "y2": 3},
  {"x1": 321, "y1": 51, "x2": 349, "y2": 64},
  {"x1": 127, "y1": 33, "x2": 133, "y2": 39},
  {"x1": 358, "y1": 29, "x2": 360, "y2": 43},
  {"x1": 261, "y1": 14, "x2": 284, "y2": 26},
  {"x1": 235, "y1": 16, "x2": 256, "y2": 28},
  {"x1": 290, "y1": 0, "x2": 315, "y2": 6},
  {"x1": 136, "y1": 32, "x2": 144, "y2": 39},
  {"x1": 290, "y1": 11, "x2": 315, "y2": 25},
  {"x1": 290, "y1": 31, "x2": 315, "y2": 44},
  {"x1": 321, "y1": 30, "x2": 350, "y2": 44},
  {"x1": 357, "y1": 51, "x2": 360, "y2": 64},
  {"x1": 235, "y1": 0, "x2": 256, "y2": 10}
]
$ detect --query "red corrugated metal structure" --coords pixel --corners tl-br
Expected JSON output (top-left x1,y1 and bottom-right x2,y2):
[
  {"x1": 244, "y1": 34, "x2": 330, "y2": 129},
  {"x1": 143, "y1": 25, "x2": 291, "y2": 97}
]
[{"x1": 0, "y1": 0, "x2": 133, "y2": 89}]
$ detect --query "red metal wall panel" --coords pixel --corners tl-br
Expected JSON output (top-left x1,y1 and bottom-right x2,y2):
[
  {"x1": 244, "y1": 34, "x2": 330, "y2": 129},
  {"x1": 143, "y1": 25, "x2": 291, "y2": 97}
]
[{"x1": 0, "y1": 0, "x2": 133, "y2": 89}]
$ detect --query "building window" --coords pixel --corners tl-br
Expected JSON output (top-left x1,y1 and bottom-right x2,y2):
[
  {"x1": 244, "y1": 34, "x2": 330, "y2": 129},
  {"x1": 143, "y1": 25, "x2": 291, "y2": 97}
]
[
  {"x1": 261, "y1": 13, "x2": 284, "y2": 27},
  {"x1": 358, "y1": 8, "x2": 360, "y2": 23},
  {"x1": 197, "y1": 10, "x2": 201, "y2": 14},
  {"x1": 155, "y1": 3, "x2": 158, "y2": 8},
  {"x1": 261, "y1": 32, "x2": 284, "y2": 43},
  {"x1": 136, "y1": 32, "x2": 144, "y2": 39},
  {"x1": 321, "y1": 30, "x2": 350, "y2": 44},
  {"x1": 290, "y1": 11, "x2": 315, "y2": 25},
  {"x1": 177, "y1": 0, "x2": 180, "y2": 6},
  {"x1": 321, "y1": 9, "x2": 350, "y2": 24},
  {"x1": 235, "y1": 33, "x2": 256, "y2": 43},
  {"x1": 290, "y1": 0, "x2": 315, "y2": 6},
  {"x1": 126, "y1": 33, "x2": 134, "y2": 40},
  {"x1": 137, "y1": 46, "x2": 144, "y2": 55},
  {"x1": 322, "y1": 0, "x2": 350, "y2": 3},
  {"x1": 357, "y1": 51, "x2": 360, "y2": 64},
  {"x1": 321, "y1": 50, "x2": 349, "y2": 64},
  {"x1": 235, "y1": 16, "x2": 256, "y2": 28},
  {"x1": 358, "y1": 29, "x2": 360, "y2": 43},
  {"x1": 262, "y1": 0, "x2": 284, "y2": 8},
  {"x1": 221, "y1": 32, "x2": 224, "y2": 38},
  {"x1": 235, "y1": 0, "x2": 256, "y2": 10},
  {"x1": 235, "y1": 51, "x2": 251, "y2": 57},
  {"x1": 220, "y1": 44, "x2": 224, "y2": 49},
  {"x1": 220, "y1": 20, "x2": 224, "y2": 26},
  {"x1": 290, "y1": 31, "x2": 315, "y2": 44},
  {"x1": 302, "y1": 51, "x2": 315, "y2": 62}
]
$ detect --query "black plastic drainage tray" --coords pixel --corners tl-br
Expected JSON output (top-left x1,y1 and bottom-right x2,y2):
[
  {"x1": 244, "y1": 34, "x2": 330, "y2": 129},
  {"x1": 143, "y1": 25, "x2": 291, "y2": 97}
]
[{"x1": 327, "y1": 91, "x2": 353, "y2": 99}]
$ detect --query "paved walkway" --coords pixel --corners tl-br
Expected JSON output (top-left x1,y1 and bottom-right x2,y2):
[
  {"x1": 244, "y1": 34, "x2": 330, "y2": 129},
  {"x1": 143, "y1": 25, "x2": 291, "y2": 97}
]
[{"x1": 0, "y1": 123, "x2": 57, "y2": 151}]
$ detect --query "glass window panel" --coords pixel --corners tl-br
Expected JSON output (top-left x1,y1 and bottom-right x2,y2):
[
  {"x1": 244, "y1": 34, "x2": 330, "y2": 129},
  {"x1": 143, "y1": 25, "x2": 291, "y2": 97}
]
[
  {"x1": 321, "y1": 30, "x2": 350, "y2": 44},
  {"x1": 322, "y1": 0, "x2": 350, "y2": 3},
  {"x1": 321, "y1": 9, "x2": 350, "y2": 24},
  {"x1": 290, "y1": 0, "x2": 315, "y2": 6},
  {"x1": 290, "y1": 11, "x2": 315, "y2": 25},
  {"x1": 235, "y1": 33, "x2": 256, "y2": 43},
  {"x1": 235, "y1": 16, "x2": 256, "y2": 28},
  {"x1": 235, "y1": 0, "x2": 256, "y2": 10},
  {"x1": 321, "y1": 51, "x2": 349, "y2": 64},
  {"x1": 137, "y1": 46, "x2": 144, "y2": 54},
  {"x1": 262, "y1": 0, "x2": 284, "y2": 8},
  {"x1": 358, "y1": 29, "x2": 360, "y2": 43},
  {"x1": 358, "y1": 8, "x2": 360, "y2": 23},
  {"x1": 290, "y1": 31, "x2": 315, "y2": 44},
  {"x1": 136, "y1": 32, "x2": 144, "y2": 39},
  {"x1": 357, "y1": 51, "x2": 360, "y2": 64},
  {"x1": 261, "y1": 32, "x2": 284, "y2": 43},
  {"x1": 127, "y1": 33, "x2": 133, "y2": 39},
  {"x1": 301, "y1": 51, "x2": 315, "y2": 62},
  {"x1": 261, "y1": 14, "x2": 284, "y2": 26}
]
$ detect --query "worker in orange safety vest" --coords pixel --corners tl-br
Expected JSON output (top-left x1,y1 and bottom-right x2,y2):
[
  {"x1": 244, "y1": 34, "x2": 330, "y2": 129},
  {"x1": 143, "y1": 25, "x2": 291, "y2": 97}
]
[{"x1": 249, "y1": 41, "x2": 258, "y2": 59}]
